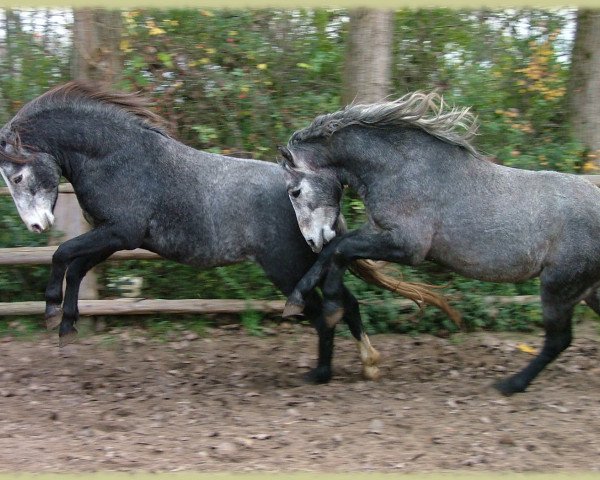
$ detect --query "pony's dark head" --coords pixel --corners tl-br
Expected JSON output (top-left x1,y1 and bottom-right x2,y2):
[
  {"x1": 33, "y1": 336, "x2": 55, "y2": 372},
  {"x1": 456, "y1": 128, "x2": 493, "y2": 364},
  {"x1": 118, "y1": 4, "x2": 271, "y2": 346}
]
[
  {"x1": 278, "y1": 144, "x2": 342, "y2": 253},
  {"x1": 0, "y1": 136, "x2": 60, "y2": 233},
  {"x1": 0, "y1": 81, "x2": 169, "y2": 233}
]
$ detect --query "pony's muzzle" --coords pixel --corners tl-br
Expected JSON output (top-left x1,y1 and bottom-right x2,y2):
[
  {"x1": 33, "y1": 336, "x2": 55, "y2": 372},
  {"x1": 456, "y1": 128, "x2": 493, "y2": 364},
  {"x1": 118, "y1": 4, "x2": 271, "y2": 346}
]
[
  {"x1": 323, "y1": 225, "x2": 336, "y2": 244},
  {"x1": 27, "y1": 211, "x2": 54, "y2": 233},
  {"x1": 306, "y1": 227, "x2": 337, "y2": 253}
]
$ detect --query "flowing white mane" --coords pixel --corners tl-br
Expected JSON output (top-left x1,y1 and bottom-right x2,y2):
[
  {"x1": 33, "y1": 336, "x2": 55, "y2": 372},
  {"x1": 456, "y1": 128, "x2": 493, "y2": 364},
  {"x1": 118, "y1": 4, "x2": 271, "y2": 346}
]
[{"x1": 289, "y1": 91, "x2": 480, "y2": 156}]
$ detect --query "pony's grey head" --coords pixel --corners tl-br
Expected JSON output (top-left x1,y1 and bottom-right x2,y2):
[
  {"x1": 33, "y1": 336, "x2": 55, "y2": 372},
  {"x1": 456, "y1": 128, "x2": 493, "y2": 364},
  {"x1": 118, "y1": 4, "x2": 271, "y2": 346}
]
[
  {"x1": 279, "y1": 145, "x2": 342, "y2": 253},
  {"x1": 0, "y1": 128, "x2": 60, "y2": 233}
]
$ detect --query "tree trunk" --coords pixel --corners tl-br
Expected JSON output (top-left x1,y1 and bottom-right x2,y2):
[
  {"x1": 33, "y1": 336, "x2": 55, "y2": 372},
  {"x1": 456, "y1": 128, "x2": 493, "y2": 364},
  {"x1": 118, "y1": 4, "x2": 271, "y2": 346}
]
[
  {"x1": 71, "y1": 9, "x2": 123, "y2": 86},
  {"x1": 342, "y1": 9, "x2": 394, "y2": 105},
  {"x1": 568, "y1": 9, "x2": 600, "y2": 168}
]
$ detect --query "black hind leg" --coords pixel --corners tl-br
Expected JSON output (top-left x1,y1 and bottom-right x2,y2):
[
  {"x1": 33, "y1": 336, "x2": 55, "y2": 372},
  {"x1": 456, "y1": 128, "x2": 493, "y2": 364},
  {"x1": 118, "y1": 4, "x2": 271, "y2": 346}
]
[
  {"x1": 341, "y1": 287, "x2": 381, "y2": 380},
  {"x1": 494, "y1": 291, "x2": 575, "y2": 396}
]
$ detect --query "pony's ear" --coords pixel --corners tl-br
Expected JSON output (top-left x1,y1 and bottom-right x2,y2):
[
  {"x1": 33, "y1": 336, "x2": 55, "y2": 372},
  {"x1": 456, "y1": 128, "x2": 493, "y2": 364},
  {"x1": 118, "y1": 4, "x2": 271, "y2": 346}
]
[
  {"x1": 0, "y1": 133, "x2": 30, "y2": 164},
  {"x1": 277, "y1": 145, "x2": 295, "y2": 169}
]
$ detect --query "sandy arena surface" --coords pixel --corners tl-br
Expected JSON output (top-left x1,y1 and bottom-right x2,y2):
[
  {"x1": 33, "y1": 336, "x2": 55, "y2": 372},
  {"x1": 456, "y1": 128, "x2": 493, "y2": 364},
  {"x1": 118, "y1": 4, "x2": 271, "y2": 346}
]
[{"x1": 0, "y1": 319, "x2": 599, "y2": 473}]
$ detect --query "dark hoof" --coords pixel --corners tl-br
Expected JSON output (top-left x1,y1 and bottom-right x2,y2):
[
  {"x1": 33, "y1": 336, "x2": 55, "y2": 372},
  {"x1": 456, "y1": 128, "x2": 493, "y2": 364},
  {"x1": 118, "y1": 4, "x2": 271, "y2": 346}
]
[
  {"x1": 283, "y1": 302, "x2": 305, "y2": 318},
  {"x1": 58, "y1": 328, "x2": 78, "y2": 348},
  {"x1": 492, "y1": 378, "x2": 526, "y2": 396},
  {"x1": 303, "y1": 366, "x2": 332, "y2": 384},
  {"x1": 45, "y1": 305, "x2": 63, "y2": 331},
  {"x1": 283, "y1": 290, "x2": 306, "y2": 317},
  {"x1": 282, "y1": 290, "x2": 304, "y2": 318}
]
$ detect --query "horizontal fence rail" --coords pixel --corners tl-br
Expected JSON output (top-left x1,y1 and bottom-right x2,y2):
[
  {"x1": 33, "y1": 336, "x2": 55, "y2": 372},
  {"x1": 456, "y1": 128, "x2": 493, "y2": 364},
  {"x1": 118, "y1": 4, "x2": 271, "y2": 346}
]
[
  {"x1": 0, "y1": 298, "x2": 287, "y2": 317},
  {"x1": 0, "y1": 183, "x2": 75, "y2": 196},
  {"x1": 0, "y1": 177, "x2": 598, "y2": 318},
  {"x1": 0, "y1": 296, "x2": 547, "y2": 318},
  {"x1": 0, "y1": 246, "x2": 160, "y2": 265}
]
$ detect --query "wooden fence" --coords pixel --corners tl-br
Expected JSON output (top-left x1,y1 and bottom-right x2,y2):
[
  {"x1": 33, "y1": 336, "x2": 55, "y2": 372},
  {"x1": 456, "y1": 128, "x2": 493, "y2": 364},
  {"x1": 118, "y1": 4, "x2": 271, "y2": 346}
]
[{"x1": 1, "y1": 174, "x2": 600, "y2": 319}]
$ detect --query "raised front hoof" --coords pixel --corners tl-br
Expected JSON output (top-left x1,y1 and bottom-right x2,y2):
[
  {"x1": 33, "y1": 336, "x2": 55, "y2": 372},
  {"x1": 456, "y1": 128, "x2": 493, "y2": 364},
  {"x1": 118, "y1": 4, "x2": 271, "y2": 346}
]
[
  {"x1": 303, "y1": 366, "x2": 332, "y2": 384},
  {"x1": 282, "y1": 294, "x2": 305, "y2": 318},
  {"x1": 58, "y1": 327, "x2": 78, "y2": 348},
  {"x1": 44, "y1": 305, "x2": 63, "y2": 331},
  {"x1": 324, "y1": 304, "x2": 344, "y2": 329},
  {"x1": 492, "y1": 377, "x2": 527, "y2": 397}
]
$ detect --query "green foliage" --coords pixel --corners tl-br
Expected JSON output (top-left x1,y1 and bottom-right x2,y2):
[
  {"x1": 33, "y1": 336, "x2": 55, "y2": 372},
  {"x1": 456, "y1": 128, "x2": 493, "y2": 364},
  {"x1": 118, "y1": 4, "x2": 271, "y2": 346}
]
[
  {"x1": 0, "y1": 316, "x2": 42, "y2": 338},
  {"x1": 119, "y1": 9, "x2": 344, "y2": 158},
  {"x1": 241, "y1": 309, "x2": 263, "y2": 336},
  {"x1": 0, "y1": 8, "x2": 594, "y2": 336}
]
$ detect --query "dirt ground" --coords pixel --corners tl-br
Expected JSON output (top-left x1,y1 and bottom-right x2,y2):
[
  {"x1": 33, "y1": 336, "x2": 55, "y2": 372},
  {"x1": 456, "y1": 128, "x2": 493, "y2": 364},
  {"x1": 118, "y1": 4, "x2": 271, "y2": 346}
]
[{"x1": 0, "y1": 318, "x2": 599, "y2": 473}]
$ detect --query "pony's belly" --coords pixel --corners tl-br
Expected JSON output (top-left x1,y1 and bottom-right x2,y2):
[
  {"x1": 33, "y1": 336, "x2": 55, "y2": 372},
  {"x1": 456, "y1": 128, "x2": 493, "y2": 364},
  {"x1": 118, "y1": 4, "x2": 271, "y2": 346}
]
[
  {"x1": 429, "y1": 247, "x2": 544, "y2": 283},
  {"x1": 143, "y1": 237, "x2": 250, "y2": 268}
]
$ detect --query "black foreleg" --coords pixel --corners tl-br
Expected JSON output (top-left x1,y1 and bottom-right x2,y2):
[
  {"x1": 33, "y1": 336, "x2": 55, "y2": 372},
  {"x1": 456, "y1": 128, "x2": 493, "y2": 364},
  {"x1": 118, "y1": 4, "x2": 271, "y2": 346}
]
[
  {"x1": 303, "y1": 291, "x2": 335, "y2": 384},
  {"x1": 44, "y1": 225, "x2": 140, "y2": 345},
  {"x1": 57, "y1": 251, "x2": 115, "y2": 346},
  {"x1": 282, "y1": 235, "x2": 347, "y2": 317},
  {"x1": 318, "y1": 230, "x2": 424, "y2": 327}
]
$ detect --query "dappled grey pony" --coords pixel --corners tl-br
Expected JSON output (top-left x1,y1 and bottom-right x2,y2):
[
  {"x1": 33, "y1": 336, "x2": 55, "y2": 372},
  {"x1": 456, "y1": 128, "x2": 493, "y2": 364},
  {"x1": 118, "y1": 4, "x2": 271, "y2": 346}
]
[
  {"x1": 0, "y1": 82, "x2": 453, "y2": 383},
  {"x1": 279, "y1": 91, "x2": 600, "y2": 395}
]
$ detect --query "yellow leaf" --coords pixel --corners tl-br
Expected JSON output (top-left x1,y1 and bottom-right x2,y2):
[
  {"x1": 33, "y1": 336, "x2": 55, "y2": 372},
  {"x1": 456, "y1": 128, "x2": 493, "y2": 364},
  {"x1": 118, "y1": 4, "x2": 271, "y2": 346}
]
[
  {"x1": 149, "y1": 27, "x2": 166, "y2": 36},
  {"x1": 201, "y1": 10, "x2": 214, "y2": 17},
  {"x1": 516, "y1": 343, "x2": 538, "y2": 355},
  {"x1": 256, "y1": 63, "x2": 268, "y2": 70},
  {"x1": 199, "y1": 58, "x2": 210, "y2": 65},
  {"x1": 206, "y1": 48, "x2": 216, "y2": 55},
  {"x1": 120, "y1": 39, "x2": 131, "y2": 52},
  {"x1": 583, "y1": 160, "x2": 599, "y2": 173},
  {"x1": 240, "y1": 85, "x2": 250, "y2": 93}
]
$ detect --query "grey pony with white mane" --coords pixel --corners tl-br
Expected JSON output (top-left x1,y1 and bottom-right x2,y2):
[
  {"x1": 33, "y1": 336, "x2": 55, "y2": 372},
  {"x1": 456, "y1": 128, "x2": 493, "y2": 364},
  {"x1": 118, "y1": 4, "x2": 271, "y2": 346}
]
[
  {"x1": 280, "y1": 91, "x2": 600, "y2": 395},
  {"x1": 0, "y1": 82, "x2": 453, "y2": 383}
]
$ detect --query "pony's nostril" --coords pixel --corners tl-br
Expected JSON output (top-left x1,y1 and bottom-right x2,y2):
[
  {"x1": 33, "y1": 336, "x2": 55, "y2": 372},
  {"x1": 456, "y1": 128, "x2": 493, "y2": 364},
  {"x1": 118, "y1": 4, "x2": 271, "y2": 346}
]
[
  {"x1": 307, "y1": 239, "x2": 316, "y2": 249},
  {"x1": 31, "y1": 223, "x2": 42, "y2": 233}
]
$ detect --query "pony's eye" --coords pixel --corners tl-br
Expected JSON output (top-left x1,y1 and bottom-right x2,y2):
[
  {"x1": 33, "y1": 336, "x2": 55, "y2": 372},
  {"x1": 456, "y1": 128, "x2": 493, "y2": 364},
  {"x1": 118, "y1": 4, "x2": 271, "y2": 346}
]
[
  {"x1": 290, "y1": 189, "x2": 301, "y2": 198},
  {"x1": 12, "y1": 174, "x2": 23, "y2": 185},
  {"x1": 0, "y1": 140, "x2": 6, "y2": 149}
]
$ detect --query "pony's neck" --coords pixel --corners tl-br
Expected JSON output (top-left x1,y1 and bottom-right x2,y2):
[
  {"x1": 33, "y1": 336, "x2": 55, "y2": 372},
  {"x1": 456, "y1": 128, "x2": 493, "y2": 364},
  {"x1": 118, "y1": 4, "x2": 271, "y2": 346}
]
[
  {"x1": 330, "y1": 128, "x2": 391, "y2": 195},
  {"x1": 22, "y1": 108, "x2": 161, "y2": 179}
]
